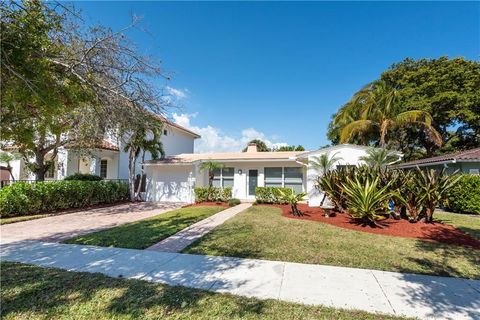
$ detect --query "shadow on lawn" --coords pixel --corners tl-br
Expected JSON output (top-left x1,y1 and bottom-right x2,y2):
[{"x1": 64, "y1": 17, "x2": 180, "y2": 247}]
[
  {"x1": 63, "y1": 211, "x2": 218, "y2": 249},
  {"x1": 0, "y1": 262, "x2": 268, "y2": 319}
]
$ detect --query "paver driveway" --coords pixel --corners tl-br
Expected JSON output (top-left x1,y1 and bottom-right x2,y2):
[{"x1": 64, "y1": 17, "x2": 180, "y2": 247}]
[{"x1": 1, "y1": 202, "x2": 184, "y2": 243}]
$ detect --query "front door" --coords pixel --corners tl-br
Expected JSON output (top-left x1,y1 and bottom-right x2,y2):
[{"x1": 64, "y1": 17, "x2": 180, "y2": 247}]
[{"x1": 248, "y1": 169, "x2": 258, "y2": 197}]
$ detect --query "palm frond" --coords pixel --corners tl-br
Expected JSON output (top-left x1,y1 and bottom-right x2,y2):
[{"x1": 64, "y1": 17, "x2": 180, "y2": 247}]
[{"x1": 339, "y1": 119, "x2": 375, "y2": 143}]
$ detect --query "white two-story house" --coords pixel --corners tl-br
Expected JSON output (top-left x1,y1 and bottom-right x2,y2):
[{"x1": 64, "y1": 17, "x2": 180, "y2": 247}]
[{"x1": 1, "y1": 117, "x2": 200, "y2": 181}]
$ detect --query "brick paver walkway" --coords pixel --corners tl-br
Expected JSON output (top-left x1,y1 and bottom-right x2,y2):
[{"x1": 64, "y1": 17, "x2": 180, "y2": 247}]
[{"x1": 1, "y1": 202, "x2": 184, "y2": 243}]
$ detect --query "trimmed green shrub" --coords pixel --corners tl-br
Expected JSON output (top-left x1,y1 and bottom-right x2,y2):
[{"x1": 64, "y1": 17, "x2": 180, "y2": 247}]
[
  {"x1": 0, "y1": 180, "x2": 129, "y2": 217},
  {"x1": 64, "y1": 173, "x2": 103, "y2": 181},
  {"x1": 228, "y1": 198, "x2": 241, "y2": 207},
  {"x1": 255, "y1": 187, "x2": 293, "y2": 204},
  {"x1": 444, "y1": 174, "x2": 480, "y2": 214},
  {"x1": 194, "y1": 187, "x2": 232, "y2": 202}
]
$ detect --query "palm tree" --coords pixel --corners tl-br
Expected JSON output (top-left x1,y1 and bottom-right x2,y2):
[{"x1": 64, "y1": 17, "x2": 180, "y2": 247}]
[
  {"x1": 310, "y1": 152, "x2": 342, "y2": 207},
  {"x1": 338, "y1": 81, "x2": 442, "y2": 148},
  {"x1": 0, "y1": 151, "x2": 21, "y2": 181},
  {"x1": 310, "y1": 152, "x2": 342, "y2": 175},
  {"x1": 359, "y1": 148, "x2": 401, "y2": 170},
  {"x1": 199, "y1": 161, "x2": 224, "y2": 187},
  {"x1": 123, "y1": 127, "x2": 164, "y2": 201}
]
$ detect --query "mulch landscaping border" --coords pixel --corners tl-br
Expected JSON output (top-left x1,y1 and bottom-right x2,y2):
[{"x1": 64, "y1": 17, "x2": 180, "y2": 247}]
[{"x1": 263, "y1": 204, "x2": 480, "y2": 249}]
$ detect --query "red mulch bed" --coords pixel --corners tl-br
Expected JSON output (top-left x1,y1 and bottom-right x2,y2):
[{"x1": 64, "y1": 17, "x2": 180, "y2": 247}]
[
  {"x1": 183, "y1": 202, "x2": 228, "y2": 208},
  {"x1": 265, "y1": 204, "x2": 480, "y2": 249}
]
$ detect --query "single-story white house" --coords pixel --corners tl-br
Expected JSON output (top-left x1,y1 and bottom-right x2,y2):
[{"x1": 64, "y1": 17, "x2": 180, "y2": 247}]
[{"x1": 144, "y1": 143, "x2": 380, "y2": 207}]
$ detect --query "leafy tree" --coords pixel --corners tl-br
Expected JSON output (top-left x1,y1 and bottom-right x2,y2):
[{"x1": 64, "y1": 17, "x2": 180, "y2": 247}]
[
  {"x1": 276, "y1": 145, "x2": 305, "y2": 151},
  {"x1": 242, "y1": 139, "x2": 270, "y2": 152},
  {"x1": 328, "y1": 57, "x2": 480, "y2": 159},
  {"x1": 199, "y1": 161, "x2": 225, "y2": 187},
  {"x1": 1, "y1": 1, "x2": 169, "y2": 180},
  {"x1": 381, "y1": 57, "x2": 480, "y2": 155},
  {"x1": 336, "y1": 80, "x2": 442, "y2": 148},
  {"x1": 0, "y1": 151, "x2": 21, "y2": 181},
  {"x1": 359, "y1": 148, "x2": 401, "y2": 170}
]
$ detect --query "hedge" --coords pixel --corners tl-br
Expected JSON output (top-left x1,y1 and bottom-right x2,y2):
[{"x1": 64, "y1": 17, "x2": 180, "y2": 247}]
[
  {"x1": 255, "y1": 187, "x2": 293, "y2": 204},
  {"x1": 444, "y1": 174, "x2": 480, "y2": 214},
  {"x1": 194, "y1": 187, "x2": 232, "y2": 202},
  {"x1": 0, "y1": 180, "x2": 129, "y2": 217},
  {"x1": 64, "y1": 173, "x2": 103, "y2": 181}
]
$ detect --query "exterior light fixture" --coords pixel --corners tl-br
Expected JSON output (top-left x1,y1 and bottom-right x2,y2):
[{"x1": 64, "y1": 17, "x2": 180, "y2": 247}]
[{"x1": 238, "y1": 169, "x2": 242, "y2": 175}]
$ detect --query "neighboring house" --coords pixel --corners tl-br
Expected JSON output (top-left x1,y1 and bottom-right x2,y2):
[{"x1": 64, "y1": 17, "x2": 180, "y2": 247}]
[
  {"x1": 144, "y1": 143, "x2": 376, "y2": 206},
  {"x1": 393, "y1": 147, "x2": 480, "y2": 175},
  {"x1": 0, "y1": 117, "x2": 200, "y2": 181}
]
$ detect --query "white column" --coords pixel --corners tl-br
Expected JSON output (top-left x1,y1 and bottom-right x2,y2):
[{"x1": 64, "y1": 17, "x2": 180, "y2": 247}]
[{"x1": 56, "y1": 148, "x2": 68, "y2": 180}]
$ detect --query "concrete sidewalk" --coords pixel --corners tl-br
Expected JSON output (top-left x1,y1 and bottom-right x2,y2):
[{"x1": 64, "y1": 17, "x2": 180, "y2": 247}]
[
  {"x1": 147, "y1": 203, "x2": 252, "y2": 252},
  {"x1": 1, "y1": 240, "x2": 479, "y2": 320}
]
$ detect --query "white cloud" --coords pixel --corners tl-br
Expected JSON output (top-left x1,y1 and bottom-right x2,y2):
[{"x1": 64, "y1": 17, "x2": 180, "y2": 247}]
[
  {"x1": 166, "y1": 86, "x2": 187, "y2": 99},
  {"x1": 172, "y1": 113, "x2": 289, "y2": 153}
]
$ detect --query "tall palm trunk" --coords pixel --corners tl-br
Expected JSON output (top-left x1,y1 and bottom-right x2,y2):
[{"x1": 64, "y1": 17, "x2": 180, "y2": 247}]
[{"x1": 128, "y1": 147, "x2": 138, "y2": 201}]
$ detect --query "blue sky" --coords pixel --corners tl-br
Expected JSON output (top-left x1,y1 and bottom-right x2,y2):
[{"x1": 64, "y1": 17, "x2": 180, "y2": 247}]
[{"x1": 75, "y1": 1, "x2": 479, "y2": 152}]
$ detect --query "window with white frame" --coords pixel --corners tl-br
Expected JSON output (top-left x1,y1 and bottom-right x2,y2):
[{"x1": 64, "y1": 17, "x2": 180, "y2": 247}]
[
  {"x1": 100, "y1": 159, "x2": 108, "y2": 178},
  {"x1": 264, "y1": 167, "x2": 303, "y2": 194},
  {"x1": 212, "y1": 167, "x2": 234, "y2": 188}
]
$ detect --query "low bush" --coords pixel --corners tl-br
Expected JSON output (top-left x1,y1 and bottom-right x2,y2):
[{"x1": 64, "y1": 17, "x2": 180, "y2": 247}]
[
  {"x1": 194, "y1": 187, "x2": 232, "y2": 202},
  {"x1": 0, "y1": 180, "x2": 129, "y2": 217},
  {"x1": 64, "y1": 173, "x2": 103, "y2": 181},
  {"x1": 228, "y1": 198, "x2": 241, "y2": 207},
  {"x1": 255, "y1": 187, "x2": 293, "y2": 204},
  {"x1": 444, "y1": 174, "x2": 480, "y2": 214}
]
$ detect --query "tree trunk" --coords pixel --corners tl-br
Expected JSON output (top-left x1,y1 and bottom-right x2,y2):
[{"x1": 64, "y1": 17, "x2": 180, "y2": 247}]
[
  {"x1": 34, "y1": 152, "x2": 46, "y2": 181},
  {"x1": 6, "y1": 165, "x2": 15, "y2": 182},
  {"x1": 209, "y1": 171, "x2": 214, "y2": 187},
  {"x1": 134, "y1": 151, "x2": 146, "y2": 201},
  {"x1": 379, "y1": 121, "x2": 388, "y2": 148},
  {"x1": 128, "y1": 147, "x2": 137, "y2": 201}
]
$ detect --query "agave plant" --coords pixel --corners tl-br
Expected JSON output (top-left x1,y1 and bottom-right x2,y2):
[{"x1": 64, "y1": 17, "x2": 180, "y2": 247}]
[
  {"x1": 342, "y1": 175, "x2": 393, "y2": 227},
  {"x1": 275, "y1": 188, "x2": 306, "y2": 217},
  {"x1": 316, "y1": 170, "x2": 346, "y2": 212},
  {"x1": 414, "y1": 168, "x2": 460, "y2": 223}
]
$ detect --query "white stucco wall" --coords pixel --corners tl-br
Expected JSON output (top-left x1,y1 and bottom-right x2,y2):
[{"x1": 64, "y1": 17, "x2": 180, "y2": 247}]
[{"x1": 305, "y1": 145, "x2": 369, "y2": 207}]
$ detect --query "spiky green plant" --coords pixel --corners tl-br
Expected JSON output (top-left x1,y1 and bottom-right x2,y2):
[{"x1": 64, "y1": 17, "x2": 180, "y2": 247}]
[
  {"x1": 342, "y1": 175, "x2": 393, "y2": 227},
  {"x1": 414, "y1": 168, "x2": 461, "y2": 223},
  {"x1": 275, "y1": 188, "x2": 306, "y2": 216}
]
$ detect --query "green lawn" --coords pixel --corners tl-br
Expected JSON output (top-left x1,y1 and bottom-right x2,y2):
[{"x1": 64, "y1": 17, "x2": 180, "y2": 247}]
[
  {"x1": 0, "y1": 262, "x2": 411, "y2": 320},
  {"x1": 0, "y1": 214, "x2": 52, "y2": 225},
  {"x1": 64, "y1": 206, "x2": 225, "y2": 249},
  {"x1": 183, "y1": 206, "x2": 480, "y2": 279},
  {"x1": 434, "y1": 210, "x2": 480, "y2": 240}
]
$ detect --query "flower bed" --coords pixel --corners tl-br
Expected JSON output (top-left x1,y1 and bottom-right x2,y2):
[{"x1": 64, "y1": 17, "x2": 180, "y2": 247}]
[{"x1": 270, "y1": 204, "x2": 480, "y2": 249}]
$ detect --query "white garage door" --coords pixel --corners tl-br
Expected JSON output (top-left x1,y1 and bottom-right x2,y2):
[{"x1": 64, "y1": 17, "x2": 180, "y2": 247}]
[{"x1": 145, "y1": 166, "x2": 193, "y2": 203}]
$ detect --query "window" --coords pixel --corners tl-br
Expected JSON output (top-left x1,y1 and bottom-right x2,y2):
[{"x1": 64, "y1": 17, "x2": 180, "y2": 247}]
[
  {"x1": 163, "y1": 129, "x2": 168, "y2": 136},
  {"x1": 212, "y1": 167, "x2": 234, "y2": 188},
  {"x1": 264, "y1": 167, "x2": 304, "y2": 194},
  {"x1": 284, "y1": 167, "x2": 303, "y2": 194},
  {"x1": 264, "y1": 167, "x2": 283, "y2": 187},
  {"x1": 100, "y1": 159, "x2": 108, "y2": 178},
  {"x1": 469, "y1": 169, "x2": 479, "y2": 175}
]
